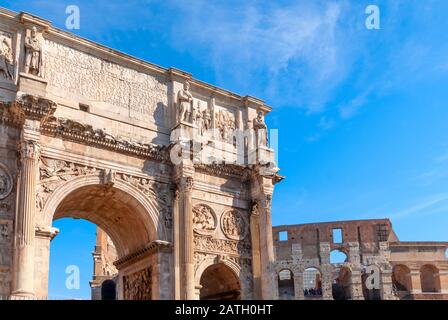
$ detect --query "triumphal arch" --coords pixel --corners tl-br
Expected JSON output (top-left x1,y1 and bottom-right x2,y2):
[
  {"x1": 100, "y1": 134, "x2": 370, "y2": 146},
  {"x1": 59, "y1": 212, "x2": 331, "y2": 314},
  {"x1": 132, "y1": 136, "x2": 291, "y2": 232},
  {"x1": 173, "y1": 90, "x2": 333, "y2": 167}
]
[{"x1": 0, "y1": 9, "x2": 283, "y2": 299}]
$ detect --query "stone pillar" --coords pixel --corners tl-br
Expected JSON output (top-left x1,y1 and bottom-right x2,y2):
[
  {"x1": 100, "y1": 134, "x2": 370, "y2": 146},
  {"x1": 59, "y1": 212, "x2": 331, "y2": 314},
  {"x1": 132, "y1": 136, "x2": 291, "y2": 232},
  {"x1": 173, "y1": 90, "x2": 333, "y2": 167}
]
[
  {"x1": 439, "y1": 271, "x2": 448, "y2": 294},
  {"x1": 249, "y1": 204, "x2": 262, "y2": 299},
  {"x1": 33, "y1": 226, "x2": 59, "y2": 299},
  {"x1": 172, "y1": 188, "x2": 181, "y2": 299},
  {"x1": 250, "y1": 167, "x2": 283, "y2": 300},
  {"x1": 173, "y1": 165, "x2": 195, "y2": 300},
  {"x1": 381, "y1": 269, "x2": 395, "y2": 300},
  {"x1": 12, "y1": 139, "x2": 40, "y2": 298},
  {"x1": 9, "y1": 94, "x2": 56, "y2": 298},
  {"x1": 319, "y1": 243, "x2": 333, "y2": 300},
  {"x1": 350, "y1": 270, "x2": 364, "y2": 300},
  {"x1": 410, "y1": 271, "x2": 422, "y2": 294},
  {"x1": 260, "y1": 195, "x2": 277, "y2": 299},
  {"x1": 293, "y1": 272, "x2": 304, "y2": 300}
]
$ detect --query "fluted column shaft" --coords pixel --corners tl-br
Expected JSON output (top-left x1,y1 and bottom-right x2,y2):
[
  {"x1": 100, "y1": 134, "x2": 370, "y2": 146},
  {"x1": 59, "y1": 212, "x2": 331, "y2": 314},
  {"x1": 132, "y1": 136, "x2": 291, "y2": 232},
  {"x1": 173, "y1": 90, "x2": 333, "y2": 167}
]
[
  {"x1": 12, "y1": 140, "x2": 40, "y2": 297},
  {"x1": 179, "y1": 177, "x2": 194, "y2": 299}
]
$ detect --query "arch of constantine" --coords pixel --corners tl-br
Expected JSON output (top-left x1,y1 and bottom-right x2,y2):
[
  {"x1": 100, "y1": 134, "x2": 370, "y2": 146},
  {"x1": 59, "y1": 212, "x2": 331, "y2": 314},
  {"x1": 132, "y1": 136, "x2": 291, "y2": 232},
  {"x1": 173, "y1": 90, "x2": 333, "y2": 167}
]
[
  {"x1": 0, "y1": 9, "x2": 282, "y2": 300},
  {"x1": 0, "y1": 8, "x2": 447, "y2": 300}
]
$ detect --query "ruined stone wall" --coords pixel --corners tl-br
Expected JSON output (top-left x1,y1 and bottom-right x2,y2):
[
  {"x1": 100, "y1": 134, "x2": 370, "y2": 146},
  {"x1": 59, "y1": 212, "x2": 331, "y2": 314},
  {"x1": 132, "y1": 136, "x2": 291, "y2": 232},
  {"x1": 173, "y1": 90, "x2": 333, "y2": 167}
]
[{"x1": 273, "y1": 219, "x2": 396, "y2": 300}]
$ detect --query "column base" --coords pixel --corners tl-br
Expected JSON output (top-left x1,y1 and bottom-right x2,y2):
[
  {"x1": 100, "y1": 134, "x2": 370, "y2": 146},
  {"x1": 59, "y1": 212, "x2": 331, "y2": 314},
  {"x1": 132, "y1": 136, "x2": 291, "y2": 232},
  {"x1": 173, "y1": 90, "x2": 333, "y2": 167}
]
[{"x1": 10, "y1": 291, "x2": 35, "y2": 300}]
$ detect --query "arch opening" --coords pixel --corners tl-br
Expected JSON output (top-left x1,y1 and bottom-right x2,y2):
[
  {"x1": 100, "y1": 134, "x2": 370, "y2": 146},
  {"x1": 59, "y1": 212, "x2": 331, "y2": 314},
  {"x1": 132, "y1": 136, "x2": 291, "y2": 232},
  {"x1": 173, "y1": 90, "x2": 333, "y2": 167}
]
[
  {"x1": 52, "y1": 184, "x2": 158, "y2": 258},
  {"x1": 303, "y1": 267, "x2": 322, "y2": 298},
  {"x1": 45, "y1": 181, "x2": 162, "y2": 300},
  {"x1": 330, "y1": 249, "x2": 348, "y2": 264},
  {"x1": 199, "y1": 263, "x2": 241, "y2": 300},
  {"x1": 101, "y1": 280, "x2": 117, "y2": 300},
  {"x1": 392, "y1": 264, "x2": 412, "y2": 299},
  {"x1": 332, "y1": 266, "x2": 352, "y2": 300},
  {"x1": 420, "y1": 264, "x2": 441, "y2": 293},
  {"x1": 278, "y1": 269, "x2": 294, "y2": 300},
  {"x1": 361, "y1": 267, "x2": 382, "y2": 300}
]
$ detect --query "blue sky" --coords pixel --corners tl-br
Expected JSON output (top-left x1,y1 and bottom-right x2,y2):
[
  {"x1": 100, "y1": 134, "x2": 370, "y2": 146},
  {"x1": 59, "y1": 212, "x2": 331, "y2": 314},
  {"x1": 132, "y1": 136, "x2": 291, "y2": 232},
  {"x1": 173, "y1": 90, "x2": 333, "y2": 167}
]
[{"x1": 2, "y1": 0, "x2": 448, "y2": 298}]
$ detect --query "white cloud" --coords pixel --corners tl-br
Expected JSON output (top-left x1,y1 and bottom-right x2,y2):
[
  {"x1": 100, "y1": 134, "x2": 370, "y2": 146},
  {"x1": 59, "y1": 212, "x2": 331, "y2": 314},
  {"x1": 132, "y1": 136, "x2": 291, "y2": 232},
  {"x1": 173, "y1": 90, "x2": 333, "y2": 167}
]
[
  {"x1": 169, "y1": 1, "x2": 350, "y2": 112},
  {"x1": 389, "y1": 192, "x2": 448, "y2": 221}
]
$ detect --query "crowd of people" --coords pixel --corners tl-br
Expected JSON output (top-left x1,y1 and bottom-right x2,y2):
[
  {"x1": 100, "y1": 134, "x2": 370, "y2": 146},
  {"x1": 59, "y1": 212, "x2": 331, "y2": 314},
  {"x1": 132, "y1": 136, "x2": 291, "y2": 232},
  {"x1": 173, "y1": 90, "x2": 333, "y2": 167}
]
[{"x1": 304, "y1": 287, "x2": 322, "y2": 296}]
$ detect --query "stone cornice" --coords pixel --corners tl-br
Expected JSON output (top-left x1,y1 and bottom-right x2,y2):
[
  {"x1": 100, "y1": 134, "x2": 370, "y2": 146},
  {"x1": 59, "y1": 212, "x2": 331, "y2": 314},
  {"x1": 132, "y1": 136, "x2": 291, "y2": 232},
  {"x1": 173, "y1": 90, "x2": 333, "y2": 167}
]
[
  {"x1": 114, "y1": 240, "x2": 172, "y2": 270},
  {"x1": 12, "y1": 94, "x2": 57, "y2": 124},
  {"x1": 40, "y1": 116, "x2": 170, "y2": 163},
  {"x1": 194, "y1": 163, "x2": 250, "y2": 180}
]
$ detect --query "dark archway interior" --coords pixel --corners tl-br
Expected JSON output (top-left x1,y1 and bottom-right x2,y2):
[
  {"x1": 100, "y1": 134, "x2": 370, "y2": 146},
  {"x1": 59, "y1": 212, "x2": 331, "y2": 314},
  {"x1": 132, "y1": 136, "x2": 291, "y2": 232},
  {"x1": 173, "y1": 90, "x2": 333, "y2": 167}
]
[
  {"x1": 392, "y1": 265, "x2": 411, "y2": 291},
  {"x1": 101, "y1": 280, "x2": 116, "y2": 300},
  {"x1": 278, "y1": 269, "x2": 294, "y2": 300},
  {"x1": 420, "y1": 264, "x2": 440, "y2": 293},
  {"x1": 361, "y1": 273, "x2": 382, "y2": 300},
  {"x1": 332, "y1": 267, "x2": 352, "y2": 300},
  {"x1": 199, "y1": 263, "x2": 241, "y2": 300}
]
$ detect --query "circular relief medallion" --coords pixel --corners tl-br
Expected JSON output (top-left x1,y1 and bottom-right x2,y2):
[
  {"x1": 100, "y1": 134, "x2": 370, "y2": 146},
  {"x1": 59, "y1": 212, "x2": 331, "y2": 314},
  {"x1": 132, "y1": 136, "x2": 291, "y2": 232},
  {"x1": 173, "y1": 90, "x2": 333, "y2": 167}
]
[
  {"x1": 220, "y1": 209, "x2": 248, "y2": 240},
  {"x1": 0, "y1": 164, "x2": 12, "y2": 200},
  {"x1": 192, "y1": 204, "x2": 217, "y2": 236}
]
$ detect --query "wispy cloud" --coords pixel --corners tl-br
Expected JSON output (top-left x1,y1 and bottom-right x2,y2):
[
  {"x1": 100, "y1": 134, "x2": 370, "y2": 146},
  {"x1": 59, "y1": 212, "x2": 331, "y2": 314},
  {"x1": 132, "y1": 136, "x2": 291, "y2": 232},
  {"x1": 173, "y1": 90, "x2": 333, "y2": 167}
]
[
  {"x1": 389, "y1": 192, "x2": 448, "y2": 221},
  {"x1": 168, "y1": 0, "x2": 351, "y2": 112}
]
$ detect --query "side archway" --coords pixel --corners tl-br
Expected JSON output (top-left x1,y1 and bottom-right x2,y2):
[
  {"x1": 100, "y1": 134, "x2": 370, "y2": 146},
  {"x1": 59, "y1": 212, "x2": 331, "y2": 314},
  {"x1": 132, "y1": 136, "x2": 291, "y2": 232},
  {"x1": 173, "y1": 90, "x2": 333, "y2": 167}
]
[
  {"x1": 198, "y1": 262, "x2": 241, "y2": 300},
  {"x1": 420, "y1": 264, "x2": 441, "y2": 293},
  {"x1": 392, "y1": 264, "x2": 412, "y2": 298}
]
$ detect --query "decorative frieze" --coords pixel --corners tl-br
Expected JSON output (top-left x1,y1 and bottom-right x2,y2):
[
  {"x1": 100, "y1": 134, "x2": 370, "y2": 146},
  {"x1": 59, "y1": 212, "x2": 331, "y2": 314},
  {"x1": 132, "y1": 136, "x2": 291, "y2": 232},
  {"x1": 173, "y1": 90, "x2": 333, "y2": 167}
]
[
  {"x1": 41, "y1": 116, "x2": 168, "y2": 161},
  {"x1": 37, "y1": 158, "x2": 99, "y2": 211},
  {"x1": 123, "y1": 267, "x2": 152, "y2": 300},
  {"x1": 193, "y1": 234, "x2": 251, "y2": 257}
]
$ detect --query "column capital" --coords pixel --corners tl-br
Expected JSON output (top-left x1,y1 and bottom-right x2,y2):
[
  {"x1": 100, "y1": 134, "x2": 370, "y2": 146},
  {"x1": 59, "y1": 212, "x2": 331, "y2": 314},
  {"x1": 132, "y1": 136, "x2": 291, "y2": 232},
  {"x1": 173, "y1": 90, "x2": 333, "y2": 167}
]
[
  {"x1": 35, "y1": 226, "x2": 59, "y2": 240},
  {"x1": 18, "y1": 140, "x2": 41, "y2": 161}
]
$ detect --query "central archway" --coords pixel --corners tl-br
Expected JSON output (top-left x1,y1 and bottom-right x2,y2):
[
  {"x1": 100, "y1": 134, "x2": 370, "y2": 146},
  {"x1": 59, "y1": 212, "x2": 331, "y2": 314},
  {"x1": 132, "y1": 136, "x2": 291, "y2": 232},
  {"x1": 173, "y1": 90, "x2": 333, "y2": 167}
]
[
  {"x1": 37, "y1": 173, "x2": 168, "y2": 300},
  {"x1": 52, "y1": 184, "x2": 154, "y2": 257},
  {"x1": 199, "y1": 263, "x2": 241, "y2": 300}
]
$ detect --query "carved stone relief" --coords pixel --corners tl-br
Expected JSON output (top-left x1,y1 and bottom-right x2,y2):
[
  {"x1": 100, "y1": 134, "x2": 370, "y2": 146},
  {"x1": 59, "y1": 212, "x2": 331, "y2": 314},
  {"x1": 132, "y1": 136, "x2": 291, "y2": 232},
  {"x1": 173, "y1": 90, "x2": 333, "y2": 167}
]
[
  {"x1": 215, "y1": 109, "x2": 236, "y2": 143},
  {"x1": 43, "y1": 40, "x2": 167, "y2": 124},
  {"x1": 37, "y1": 158, "x2": 99, "y2": 211},
  {"x1": 0, "y1": 30, "x2": 14, "y2": 81},
  {"x1": 192, "y1": 100, "x2": 212, "y2": 135},
  {"x1": 118, "y1": 173, "x2": 169, "y2": 209},
  {"x1": 123, "y1": 267, "x2": 152, "y2": 300},
  {"x1": 220, "y1": 209, "x2": 248, "y2": 241},
  {"x1": 193, "y1": 234, "x2": 251, "y2": 257},
  {"x1": 192, "y1": 204, "x2": 217, "y2": 236},
  {"x1": 0, "y1": 164, "x2": 13, "y2": 200}
]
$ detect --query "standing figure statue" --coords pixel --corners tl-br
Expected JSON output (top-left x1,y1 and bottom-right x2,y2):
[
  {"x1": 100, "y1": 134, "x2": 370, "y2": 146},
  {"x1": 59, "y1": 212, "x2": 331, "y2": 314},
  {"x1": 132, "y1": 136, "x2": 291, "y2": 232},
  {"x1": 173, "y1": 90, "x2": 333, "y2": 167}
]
[
  {"x1": 0, "y1": 36, "x2": 14, "y2": 80},
  {"x1": 24, "y1": 26, "x2": 43, "y2": 77},
  {"x1": 253, "y1": 110, "x2": 268, "y2": 147},
  {"x1": 203, "y1": 106, "x2": 211, "y2": 132},
  {"x1": 195, "y1": 101, "x2": 204, "y2": 134},
  {"x1": 177, "y1": 81, "x2": 193, "y2": 124}
]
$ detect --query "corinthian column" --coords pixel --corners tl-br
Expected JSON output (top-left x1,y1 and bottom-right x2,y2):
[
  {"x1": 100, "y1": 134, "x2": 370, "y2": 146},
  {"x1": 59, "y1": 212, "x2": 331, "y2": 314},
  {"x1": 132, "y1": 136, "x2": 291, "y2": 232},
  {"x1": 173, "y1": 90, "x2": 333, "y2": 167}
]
[
  {"x1": 10, "y1": 94, "x2": 56, "y2": 299},
  {"x1": 179, "y1": 176, "x2": 195, "y2": 299},
  {"x1": 12, "y1": 140, "x2": 40, "y2": 298}
]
